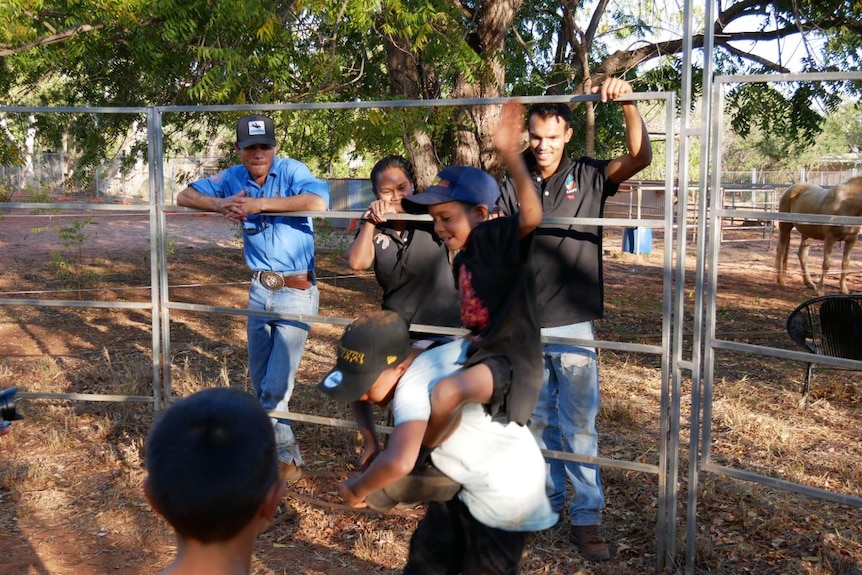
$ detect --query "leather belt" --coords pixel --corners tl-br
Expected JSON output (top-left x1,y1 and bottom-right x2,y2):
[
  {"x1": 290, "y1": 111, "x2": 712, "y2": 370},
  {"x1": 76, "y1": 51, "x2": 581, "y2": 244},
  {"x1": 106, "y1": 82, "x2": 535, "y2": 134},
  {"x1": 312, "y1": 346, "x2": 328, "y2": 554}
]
[{"x1": 254, "y1": 270, "x2": 315, "y2": 291}]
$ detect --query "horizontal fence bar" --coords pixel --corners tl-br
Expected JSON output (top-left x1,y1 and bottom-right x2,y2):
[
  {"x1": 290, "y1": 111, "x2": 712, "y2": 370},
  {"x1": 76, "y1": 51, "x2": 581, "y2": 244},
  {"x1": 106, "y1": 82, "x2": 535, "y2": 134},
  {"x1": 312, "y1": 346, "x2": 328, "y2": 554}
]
[
  {"x1": 18, "y1": 392, "x2": 155, "y2": 403},
  {"x1": 543, "y1": 335, "x2": 664, "y2": 355},
  {"x1": 716, "y1": 208, "x2": 862, "y2": 226},
  {"x1": 155, "y1": 93, "x2": 672, "y2": 114},
  {"x1": 167, "y1": 302, "x2": 351, "y2": 326},
  {"x1": 0, "y1": 106, "x2": 150, "y2": 114},
  {"x1": 701, "y1": 461, "x2": 862, "y2": 507},
  {"x1": 715, "y1": 71, "x2": 862, "y2": 85},
  {"x1": 165, "y1": 207, "x2": 669, "y2": 230},
  {"x1": 165, "y1": 303, "x2": 667, "y2": 354},
  {"x1": 0, "y1": 298, "x2": 151, "y2": 310},
  {"x1": 711, "y1": 339, "x2": 862, "y2": 371},
  {"x1": 0, "y1": 203, "x2": 151, "y2": 212},
  {"x1": 270, "y1": 410, "x2": 661, "y2": 474}
]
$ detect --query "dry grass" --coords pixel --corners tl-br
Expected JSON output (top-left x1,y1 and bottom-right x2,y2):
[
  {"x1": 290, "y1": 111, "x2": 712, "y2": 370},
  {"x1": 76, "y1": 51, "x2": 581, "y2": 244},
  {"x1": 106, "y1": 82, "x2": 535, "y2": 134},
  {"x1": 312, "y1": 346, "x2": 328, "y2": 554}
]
[{"x1": 1, "y1": 225, "x2": 861, "y2": 574}]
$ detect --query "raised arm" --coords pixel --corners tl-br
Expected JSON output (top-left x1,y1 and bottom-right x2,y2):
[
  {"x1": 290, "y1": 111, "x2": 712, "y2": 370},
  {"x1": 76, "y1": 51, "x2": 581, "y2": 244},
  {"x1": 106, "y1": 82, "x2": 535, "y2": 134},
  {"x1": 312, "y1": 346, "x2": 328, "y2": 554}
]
[
  {"x1": 597, "y1": 77, "x2": 653, "y2": 185},
  {"x1": 494, "y1": 100, "x2": 543, "y2": 236},
  {"x1": 345, "y1": 198, "x2": 398, "y2": 270}
]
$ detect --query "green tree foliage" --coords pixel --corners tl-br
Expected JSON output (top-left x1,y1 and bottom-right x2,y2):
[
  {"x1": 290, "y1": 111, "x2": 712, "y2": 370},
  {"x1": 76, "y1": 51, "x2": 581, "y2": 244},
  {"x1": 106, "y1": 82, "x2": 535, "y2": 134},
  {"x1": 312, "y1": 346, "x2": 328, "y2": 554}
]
[
  {"x1": 0, "y1": 0, "x2": 859, "y2": 186},
  {"x1": 723, "y1": 101, "x2": 861, "y2": 175}
]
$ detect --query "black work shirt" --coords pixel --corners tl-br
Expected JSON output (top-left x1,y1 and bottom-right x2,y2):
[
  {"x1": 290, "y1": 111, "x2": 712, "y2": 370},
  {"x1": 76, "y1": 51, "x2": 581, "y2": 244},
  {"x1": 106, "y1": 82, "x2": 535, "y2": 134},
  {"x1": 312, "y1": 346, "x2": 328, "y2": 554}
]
[
  {"x1": 498, "y1": 153, "x2": 618, "y2": 327},
  {"x1": 368, "y1": 222, "x2": 461, "y2": 330}
]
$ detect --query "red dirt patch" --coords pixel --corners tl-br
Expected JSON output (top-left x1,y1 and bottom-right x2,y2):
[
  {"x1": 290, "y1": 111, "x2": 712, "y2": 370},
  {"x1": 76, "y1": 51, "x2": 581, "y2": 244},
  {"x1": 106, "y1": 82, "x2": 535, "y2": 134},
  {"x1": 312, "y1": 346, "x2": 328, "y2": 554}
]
[{"x1": 1, "y1": 208, "x2": 860, "y2": 574}]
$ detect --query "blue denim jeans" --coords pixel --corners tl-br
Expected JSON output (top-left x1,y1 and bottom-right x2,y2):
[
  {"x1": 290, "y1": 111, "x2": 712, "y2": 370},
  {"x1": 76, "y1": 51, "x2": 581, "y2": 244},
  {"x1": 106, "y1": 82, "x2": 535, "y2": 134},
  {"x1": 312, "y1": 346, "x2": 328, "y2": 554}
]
[
  {"x1": 531, "y1": 321, "x2": 604, "y2": 526},
  {"x1": 247, "y1": 278, "x2": 318, "y2": 467}
]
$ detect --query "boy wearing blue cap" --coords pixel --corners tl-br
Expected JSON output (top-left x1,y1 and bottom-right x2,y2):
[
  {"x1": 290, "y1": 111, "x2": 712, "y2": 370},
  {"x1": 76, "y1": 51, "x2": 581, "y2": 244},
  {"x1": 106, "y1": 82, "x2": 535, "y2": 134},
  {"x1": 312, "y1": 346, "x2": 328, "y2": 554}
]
[
  {"x1": 319, "y1": 101, "x2": 554, "y2": 574},
  {"x1": 400, "y1": 100, "x2": 544, "y2": 441}
]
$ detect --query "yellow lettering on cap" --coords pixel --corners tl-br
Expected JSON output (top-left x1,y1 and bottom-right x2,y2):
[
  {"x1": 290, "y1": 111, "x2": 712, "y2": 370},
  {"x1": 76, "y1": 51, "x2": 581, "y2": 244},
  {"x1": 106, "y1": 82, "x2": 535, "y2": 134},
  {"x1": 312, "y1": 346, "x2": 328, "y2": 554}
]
[
  {"x1": 340, "y1": 347, "x2": 365, "y2": 364},
  {"x1": 386, "y1": 355, "x2": 398, "y2": 365}
]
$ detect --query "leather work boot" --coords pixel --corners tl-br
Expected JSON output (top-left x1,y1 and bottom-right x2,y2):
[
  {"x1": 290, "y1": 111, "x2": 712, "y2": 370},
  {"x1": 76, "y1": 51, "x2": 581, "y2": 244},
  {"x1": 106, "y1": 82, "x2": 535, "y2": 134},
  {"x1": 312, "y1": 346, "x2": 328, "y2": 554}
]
[
  {"x1": 278, "y1": 461, "x2": 303, "y2": 483},
  {"x1": 570, "y1": 524, "x2": 610, "y2": 561}
]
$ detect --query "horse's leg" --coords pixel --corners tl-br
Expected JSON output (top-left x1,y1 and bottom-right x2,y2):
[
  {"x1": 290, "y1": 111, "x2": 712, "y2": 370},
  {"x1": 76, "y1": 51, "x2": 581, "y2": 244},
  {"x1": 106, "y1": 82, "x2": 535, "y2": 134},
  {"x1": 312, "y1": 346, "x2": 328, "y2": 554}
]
[
  {"x1": 839, "y1": 236, "x2": 857, "y2": 294},
  {"x1": 798, "y1": 237, "x2": 816, "y2": 291},
  {"x1": 819, "y1": 235, "x2": 837, "y2": 295},
  {"x1": 775, "y1": 222, "x2": 793, "y2": 285}
]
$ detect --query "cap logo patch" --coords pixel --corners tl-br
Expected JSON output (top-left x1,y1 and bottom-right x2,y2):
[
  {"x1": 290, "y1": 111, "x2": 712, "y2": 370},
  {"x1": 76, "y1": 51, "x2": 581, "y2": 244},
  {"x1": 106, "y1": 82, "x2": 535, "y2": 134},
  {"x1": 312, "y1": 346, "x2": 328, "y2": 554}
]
[
  {"x1": 247, "y1": 120, "x2": 267, "y2": 136},
  {"x1": 386, "y1": 354, "x2": 399, "y2": 365},
  {"x1": 321, "y1": 371, "x2": 343, "y2": 389},
  {"x1": 438, "y1": 179, "x2": 451, "y2": 188},
  {"x1": 339, "y1": 346, "x2": 365, "y2": 365}
]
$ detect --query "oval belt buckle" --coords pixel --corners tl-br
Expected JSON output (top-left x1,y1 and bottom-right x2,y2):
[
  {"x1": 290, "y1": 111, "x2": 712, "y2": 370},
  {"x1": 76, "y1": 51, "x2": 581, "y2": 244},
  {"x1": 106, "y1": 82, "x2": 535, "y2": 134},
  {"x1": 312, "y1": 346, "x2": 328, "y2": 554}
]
[{"x1": 259, "y1": 271, "x2": 285, "y2": 291}]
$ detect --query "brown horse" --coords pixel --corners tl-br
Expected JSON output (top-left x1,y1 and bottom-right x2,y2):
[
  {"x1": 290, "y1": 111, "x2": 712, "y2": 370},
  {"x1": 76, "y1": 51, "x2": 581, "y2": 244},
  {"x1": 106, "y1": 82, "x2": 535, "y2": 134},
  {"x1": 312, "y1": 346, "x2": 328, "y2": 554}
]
[{"x1": 775, "y1": 176, "x2": 862, "y2": 294}]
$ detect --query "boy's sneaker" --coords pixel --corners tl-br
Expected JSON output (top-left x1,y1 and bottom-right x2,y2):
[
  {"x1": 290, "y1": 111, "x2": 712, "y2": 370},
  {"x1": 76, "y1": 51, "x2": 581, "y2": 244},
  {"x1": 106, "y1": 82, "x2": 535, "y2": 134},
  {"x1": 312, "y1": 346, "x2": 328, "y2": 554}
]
[
  {"x1": 570, "y1": 524, "x2": 610, "y2": 561},
  {"x1": 364, "y1": 465, "x2": 461, "y2": 512}
]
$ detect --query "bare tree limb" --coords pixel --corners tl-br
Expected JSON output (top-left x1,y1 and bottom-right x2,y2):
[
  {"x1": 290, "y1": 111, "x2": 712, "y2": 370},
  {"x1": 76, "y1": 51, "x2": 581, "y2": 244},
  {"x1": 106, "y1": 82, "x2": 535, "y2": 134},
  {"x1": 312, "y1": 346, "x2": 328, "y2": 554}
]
[
  {"x1": 0, "y1": 24, "x2": 103, "y2": 57},
  {"x1": 724, "y1": 43, "x2": 791, "y2": 73}
]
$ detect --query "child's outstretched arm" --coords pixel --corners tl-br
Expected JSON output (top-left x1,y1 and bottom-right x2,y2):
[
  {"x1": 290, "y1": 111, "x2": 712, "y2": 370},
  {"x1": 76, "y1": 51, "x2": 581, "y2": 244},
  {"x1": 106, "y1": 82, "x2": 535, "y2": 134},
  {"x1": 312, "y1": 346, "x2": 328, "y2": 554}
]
[
  {"x1": 494, "y1": 99, "x2": 543, "y2": 237},
  {"x1": 338, "y1": 419, "x2": 427, "y2": 507}
]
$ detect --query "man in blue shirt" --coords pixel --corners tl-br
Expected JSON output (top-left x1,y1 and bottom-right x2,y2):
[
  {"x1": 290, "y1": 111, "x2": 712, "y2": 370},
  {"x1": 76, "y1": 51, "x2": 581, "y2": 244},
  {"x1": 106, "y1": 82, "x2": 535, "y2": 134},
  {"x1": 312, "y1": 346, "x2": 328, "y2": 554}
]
[{"x1": 177, "y1": 114, "x2": 329, "y2": 483}]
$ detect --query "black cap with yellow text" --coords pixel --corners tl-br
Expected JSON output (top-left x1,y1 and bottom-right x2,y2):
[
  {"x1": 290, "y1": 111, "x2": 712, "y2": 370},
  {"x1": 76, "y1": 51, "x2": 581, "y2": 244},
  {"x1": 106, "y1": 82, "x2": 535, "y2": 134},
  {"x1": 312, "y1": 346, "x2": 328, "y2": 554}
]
[{"x1": 317, "y1": 311, "x2": 411, "y2": 402}]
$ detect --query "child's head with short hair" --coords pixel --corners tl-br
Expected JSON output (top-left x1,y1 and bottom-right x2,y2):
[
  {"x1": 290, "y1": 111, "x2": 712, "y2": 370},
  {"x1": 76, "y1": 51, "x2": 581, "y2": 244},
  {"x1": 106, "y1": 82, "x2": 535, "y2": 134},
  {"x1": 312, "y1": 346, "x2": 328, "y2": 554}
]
[
  {"x1": 144, "y1": 387, "x2": 279, "y2": 544},
  {"x1": 401, "y1": 166, "x2": 501, "y2": 251}
]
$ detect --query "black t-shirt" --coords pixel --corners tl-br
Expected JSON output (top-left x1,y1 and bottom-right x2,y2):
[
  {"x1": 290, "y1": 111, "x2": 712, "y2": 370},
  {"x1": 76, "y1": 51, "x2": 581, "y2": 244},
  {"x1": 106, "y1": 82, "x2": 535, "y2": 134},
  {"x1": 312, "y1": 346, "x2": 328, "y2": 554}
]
[
  {"x1": 498, "y1": 153, "x2": 618, "y2": 327},
  {"x1": 453, "y1": 215, "x2": 542, "y2": 426},
  {"x1": 366, "y1": 222, "x2": 461, "y2": 330}
]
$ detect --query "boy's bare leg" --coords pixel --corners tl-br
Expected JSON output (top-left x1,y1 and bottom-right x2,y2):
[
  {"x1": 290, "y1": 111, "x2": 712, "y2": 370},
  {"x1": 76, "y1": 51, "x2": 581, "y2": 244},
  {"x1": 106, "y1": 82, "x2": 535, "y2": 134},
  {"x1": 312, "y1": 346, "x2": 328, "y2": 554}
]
[{"x1": 424, "y1": 364, "x2": 493, "y2": 448}]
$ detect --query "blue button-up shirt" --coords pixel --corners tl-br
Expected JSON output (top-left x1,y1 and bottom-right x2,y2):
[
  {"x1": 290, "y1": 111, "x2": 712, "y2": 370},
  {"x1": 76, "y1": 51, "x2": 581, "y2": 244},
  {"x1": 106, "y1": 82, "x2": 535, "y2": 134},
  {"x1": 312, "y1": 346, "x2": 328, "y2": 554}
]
[{"x1": 191, "y1": 157, "x2": 330, "y2": 273}]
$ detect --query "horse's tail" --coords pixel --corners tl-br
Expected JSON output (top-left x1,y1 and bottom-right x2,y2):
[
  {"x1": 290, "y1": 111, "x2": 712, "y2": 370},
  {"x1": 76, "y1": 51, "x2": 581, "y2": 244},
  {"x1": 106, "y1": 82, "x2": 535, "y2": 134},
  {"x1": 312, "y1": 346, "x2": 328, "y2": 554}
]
[{"x1": 777, "y1": 183, "x2": 807, "y2": 213}]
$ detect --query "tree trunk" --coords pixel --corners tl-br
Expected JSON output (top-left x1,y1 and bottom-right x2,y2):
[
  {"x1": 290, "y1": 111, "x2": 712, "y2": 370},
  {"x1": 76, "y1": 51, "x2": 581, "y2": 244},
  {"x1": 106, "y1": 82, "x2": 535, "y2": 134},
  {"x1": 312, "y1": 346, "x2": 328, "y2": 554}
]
[
  {"x1": 382, "y1": 0, "x2": 521, "y2": 182},
  {"x1": 451, "y1": 0, "x2": 521, "y2": 178},
  {"x1": 382, "y1": 27, "x2": 440, "y2": 189}
]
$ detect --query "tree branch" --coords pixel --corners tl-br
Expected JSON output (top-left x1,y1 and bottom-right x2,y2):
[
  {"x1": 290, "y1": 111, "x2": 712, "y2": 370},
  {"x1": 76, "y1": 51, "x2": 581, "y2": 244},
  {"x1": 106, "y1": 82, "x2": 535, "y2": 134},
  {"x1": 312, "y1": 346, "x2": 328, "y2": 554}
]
[
  {"x1": 0, "y1": 24, "x2": 103, "y2": 57},
  {"x1": 723, "y1": 43, "x2": 790, "y2": 73},
  {"x1": 594, "y1": 22, "x2": 828, "y2": 78},
  {"x1": 583, "y1": 0, "x2": 610, "y2": 50},
  {"x1": 512, "y1": 25, "x2": 544, "y2": 81}
]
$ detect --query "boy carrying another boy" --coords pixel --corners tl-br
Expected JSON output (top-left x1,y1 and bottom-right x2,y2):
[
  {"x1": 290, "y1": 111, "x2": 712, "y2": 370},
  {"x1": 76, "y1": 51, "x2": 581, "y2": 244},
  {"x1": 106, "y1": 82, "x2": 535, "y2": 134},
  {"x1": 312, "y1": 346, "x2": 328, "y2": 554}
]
[
  {"x1": 318, "y1": 101, "x2": 556, "y2": 574},
  {"x1": 144, "y1": 387, "x2": 285, "y2": 575}
]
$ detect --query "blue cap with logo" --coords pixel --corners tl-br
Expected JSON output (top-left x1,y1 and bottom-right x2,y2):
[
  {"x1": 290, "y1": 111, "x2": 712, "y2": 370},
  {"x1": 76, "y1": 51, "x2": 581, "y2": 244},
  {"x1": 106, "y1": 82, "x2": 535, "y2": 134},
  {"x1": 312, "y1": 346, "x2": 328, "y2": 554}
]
[{"x1": 401, "y1": 166, "x2": 501, "y2": 214}]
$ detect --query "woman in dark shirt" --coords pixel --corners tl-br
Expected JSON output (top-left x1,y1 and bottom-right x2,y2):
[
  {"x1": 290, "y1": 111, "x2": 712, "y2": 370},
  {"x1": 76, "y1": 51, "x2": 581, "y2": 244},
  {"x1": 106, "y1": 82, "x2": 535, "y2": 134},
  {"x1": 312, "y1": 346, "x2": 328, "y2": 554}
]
[{"x1": 347, "y1": 155, "x2": 460, "y2": 338}]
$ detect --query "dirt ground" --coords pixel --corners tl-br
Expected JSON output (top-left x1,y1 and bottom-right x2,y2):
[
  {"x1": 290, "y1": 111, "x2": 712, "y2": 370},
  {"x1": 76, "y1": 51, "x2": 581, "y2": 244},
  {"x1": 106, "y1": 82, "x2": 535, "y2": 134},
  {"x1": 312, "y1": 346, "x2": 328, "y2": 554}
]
[{"x1": 0, "y1": 208, "x2": 860, "y2": 574}]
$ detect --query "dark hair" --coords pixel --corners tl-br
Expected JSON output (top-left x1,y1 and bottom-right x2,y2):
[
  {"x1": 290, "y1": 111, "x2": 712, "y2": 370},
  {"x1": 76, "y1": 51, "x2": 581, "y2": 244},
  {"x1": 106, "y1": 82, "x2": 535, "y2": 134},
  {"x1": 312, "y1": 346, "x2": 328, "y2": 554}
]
[
  {"x1": 145, "y1": 387, "x2": 278, "y2": 543},
  {"x1": 527, "y1": 103, "x2": 572, "y2": 125},
  {"x1": 370, "y1": 155, "x2": 417, "y2": 195}
]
